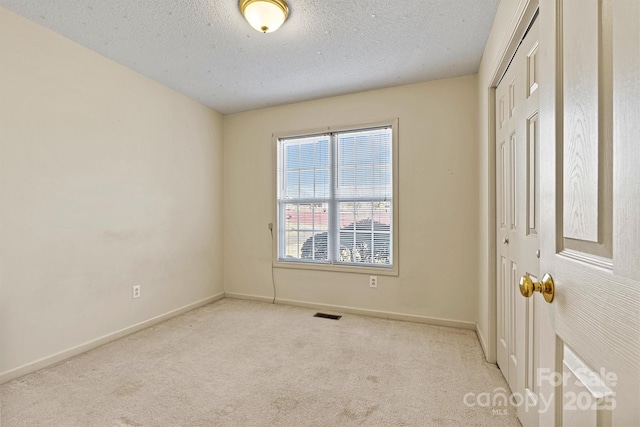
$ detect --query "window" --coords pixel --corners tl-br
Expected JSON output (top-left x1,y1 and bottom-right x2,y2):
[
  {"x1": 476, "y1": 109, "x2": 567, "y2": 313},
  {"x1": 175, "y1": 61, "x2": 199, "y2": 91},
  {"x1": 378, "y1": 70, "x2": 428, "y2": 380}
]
[{"x1": 276, "y1": 122, "x2": 397, "y2": 272}]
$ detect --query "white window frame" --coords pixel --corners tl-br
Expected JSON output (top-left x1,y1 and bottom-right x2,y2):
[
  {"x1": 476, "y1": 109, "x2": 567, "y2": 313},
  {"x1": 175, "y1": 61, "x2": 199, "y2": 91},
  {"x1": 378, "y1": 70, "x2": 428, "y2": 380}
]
[{"x1": 272, "y1": 119, "x2": 399, "y2": 276}]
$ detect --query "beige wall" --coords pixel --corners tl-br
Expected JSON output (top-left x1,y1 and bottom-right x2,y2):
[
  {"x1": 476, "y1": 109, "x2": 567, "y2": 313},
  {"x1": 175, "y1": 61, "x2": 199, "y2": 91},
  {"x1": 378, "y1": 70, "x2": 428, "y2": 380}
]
[
  {"x1": 0, "y1": 0, "x2": 504, "y2": 381},
  {"x1": 0, "y1": 8, "x2": 224, "y2": 379},
  {"x1": 476, "y1": 0, "x2": 532, "y2": 361},
  {"x1": 223, "y1": 75, "x2": 479, "y2": 326}
]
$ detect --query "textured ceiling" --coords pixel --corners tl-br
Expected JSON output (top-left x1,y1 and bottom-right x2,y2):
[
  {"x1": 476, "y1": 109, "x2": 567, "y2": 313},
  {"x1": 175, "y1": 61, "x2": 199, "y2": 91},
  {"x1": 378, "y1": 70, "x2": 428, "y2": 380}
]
[{"x1": 1, "y1": 0, "x2": 500, "y2": 114}]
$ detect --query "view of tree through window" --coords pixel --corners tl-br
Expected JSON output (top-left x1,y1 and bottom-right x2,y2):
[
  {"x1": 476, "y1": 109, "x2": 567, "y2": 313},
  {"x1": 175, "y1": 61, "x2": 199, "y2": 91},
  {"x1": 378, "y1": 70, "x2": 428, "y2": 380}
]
[{"x1": 277, "y1": 125, "x2": 394, "y2": 268}]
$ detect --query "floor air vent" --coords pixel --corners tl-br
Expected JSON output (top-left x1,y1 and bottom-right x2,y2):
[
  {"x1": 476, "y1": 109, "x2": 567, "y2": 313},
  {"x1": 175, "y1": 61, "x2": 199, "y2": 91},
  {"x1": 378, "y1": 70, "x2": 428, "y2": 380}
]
[{"x1": 313, "y1": 312, "x2": 342, "y2": 320}]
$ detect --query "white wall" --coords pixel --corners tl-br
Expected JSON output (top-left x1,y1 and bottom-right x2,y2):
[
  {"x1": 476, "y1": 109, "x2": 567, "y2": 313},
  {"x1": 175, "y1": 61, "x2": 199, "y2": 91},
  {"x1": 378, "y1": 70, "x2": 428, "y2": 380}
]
[
  {"x1": 0, "y1": 8, "x2": 224, "y2": 380},
  {"x1": 223, "y1": 75, "x2": 479, "y2": 326},
  {"x1": 476, "y1": 0, "x2": 533, "y2": 361}
]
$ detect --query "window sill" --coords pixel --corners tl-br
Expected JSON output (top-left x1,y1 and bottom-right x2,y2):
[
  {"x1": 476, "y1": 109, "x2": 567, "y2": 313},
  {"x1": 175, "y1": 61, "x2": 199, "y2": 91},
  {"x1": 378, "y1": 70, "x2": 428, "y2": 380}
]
[{"x1": 273, "y1": 260, "x2": 399, "y2": 277}]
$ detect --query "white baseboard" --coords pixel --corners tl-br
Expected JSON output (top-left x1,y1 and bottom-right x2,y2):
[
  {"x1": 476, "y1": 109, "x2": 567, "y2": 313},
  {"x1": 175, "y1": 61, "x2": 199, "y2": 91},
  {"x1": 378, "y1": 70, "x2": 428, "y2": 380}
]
[
  {"x1": 224, "y1": 292, "x2": 476, "y2": 330},
  {"x1": 0, "y1": 292, "x2": 225, "y2": 384},
  {"x1": 475, "y1": 323, "x2": 497, "y2": 364},
  {"x1": 476, "y1": 323, "x2": 489, "y2": 359},
  {"x1": 224, "y1": 292, "x2": 274, "y2": 304}
]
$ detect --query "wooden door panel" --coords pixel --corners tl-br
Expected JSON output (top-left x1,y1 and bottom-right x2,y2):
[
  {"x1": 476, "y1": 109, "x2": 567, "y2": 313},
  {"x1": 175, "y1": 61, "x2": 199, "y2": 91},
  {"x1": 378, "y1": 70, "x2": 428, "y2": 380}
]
[
  {"x1": 495, "y1": 17, "x2": 542, "y2": 426},
  {"x1": 528, "y1": 43, "x2": 540, "y2": 95},
  {"x1": 500, "y1": 140, "x2": 508, "y2": 230},
  {"x1": 510, "y1": 133, "x2": 518, "y2": 232},
  {"x1": 498, "y1": 255, "x2": 509, "y2": 374},
  {"x1": 562, "y1": 0, "x2": 614, "y2": 261},
  {"x1": 496, "y1": 57, "x2": 515, "y2": 388},
  {"x1": 562, "y1": 0, "x2": 600, "y2": 242},
  {"x1": 527, "y1": 113, "x2": 539, "y2": 237},
  {"x1": 562, "y1": 344, "x2": 615, "y2": 427},
  {"x1": 538, "y1": 0, "x2": 640, "y2": 425},
  {"x1": 510, "y1": 259, "x2": 519, "y2": 389},
  {"x1": 524, "y1": 275, "x2": 539, "y2": 405},
  {"x1": 515, "y1": 20, "x2": 542, "y2": 426},
  {"x1": 613, "y1": 0, "x2": 640, "y2": 281}
]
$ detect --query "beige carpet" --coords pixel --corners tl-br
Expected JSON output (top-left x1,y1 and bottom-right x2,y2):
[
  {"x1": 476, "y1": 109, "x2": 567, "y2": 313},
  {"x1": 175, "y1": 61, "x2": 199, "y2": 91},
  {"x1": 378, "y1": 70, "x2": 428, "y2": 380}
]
[{"x1": 1, "y1": 299, "x2": 519, "y2": 426}]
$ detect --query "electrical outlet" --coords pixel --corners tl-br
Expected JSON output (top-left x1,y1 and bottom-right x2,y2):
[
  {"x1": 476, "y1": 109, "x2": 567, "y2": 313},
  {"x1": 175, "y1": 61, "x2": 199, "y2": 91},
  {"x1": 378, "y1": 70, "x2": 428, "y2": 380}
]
[
  {"x1": 132, "y1": 285, "x2": 141, "y2": 299},
  {"x1": 369, "y1": 276, "x2": 378, "y2": 288}
]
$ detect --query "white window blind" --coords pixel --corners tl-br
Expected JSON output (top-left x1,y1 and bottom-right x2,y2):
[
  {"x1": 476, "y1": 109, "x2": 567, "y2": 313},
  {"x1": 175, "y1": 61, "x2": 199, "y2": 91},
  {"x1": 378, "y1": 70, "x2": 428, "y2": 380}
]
[{"x1": 277, "y1": 125, "x2": 394, "y2": 268}]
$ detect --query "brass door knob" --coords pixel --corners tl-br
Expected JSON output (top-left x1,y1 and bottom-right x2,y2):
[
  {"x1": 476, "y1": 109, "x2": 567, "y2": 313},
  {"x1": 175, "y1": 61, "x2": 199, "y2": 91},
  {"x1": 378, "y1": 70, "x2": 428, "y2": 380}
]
[{"x1": 519, "y1": 273, "x2": 555, "y2": 303}]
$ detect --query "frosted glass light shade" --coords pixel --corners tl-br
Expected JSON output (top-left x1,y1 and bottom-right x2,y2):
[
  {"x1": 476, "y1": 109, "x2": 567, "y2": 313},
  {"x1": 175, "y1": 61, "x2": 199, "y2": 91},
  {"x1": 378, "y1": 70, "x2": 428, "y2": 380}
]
[{"x1": 240, "y1": 0, "x2": 289, "y2": 33}]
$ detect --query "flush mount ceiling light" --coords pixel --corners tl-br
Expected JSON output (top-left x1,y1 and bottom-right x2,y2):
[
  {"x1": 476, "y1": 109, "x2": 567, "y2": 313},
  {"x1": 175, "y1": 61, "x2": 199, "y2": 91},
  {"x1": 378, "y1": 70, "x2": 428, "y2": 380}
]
[{"x1": 239, "y1": 0, "x2": 289, "y2": 33}]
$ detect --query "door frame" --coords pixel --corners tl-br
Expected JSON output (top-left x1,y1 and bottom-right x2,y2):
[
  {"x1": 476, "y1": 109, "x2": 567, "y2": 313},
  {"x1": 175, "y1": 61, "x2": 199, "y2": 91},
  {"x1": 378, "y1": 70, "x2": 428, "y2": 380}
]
[{"x1": 484, "y1": 0, "x2": 539, "y2": 364}]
